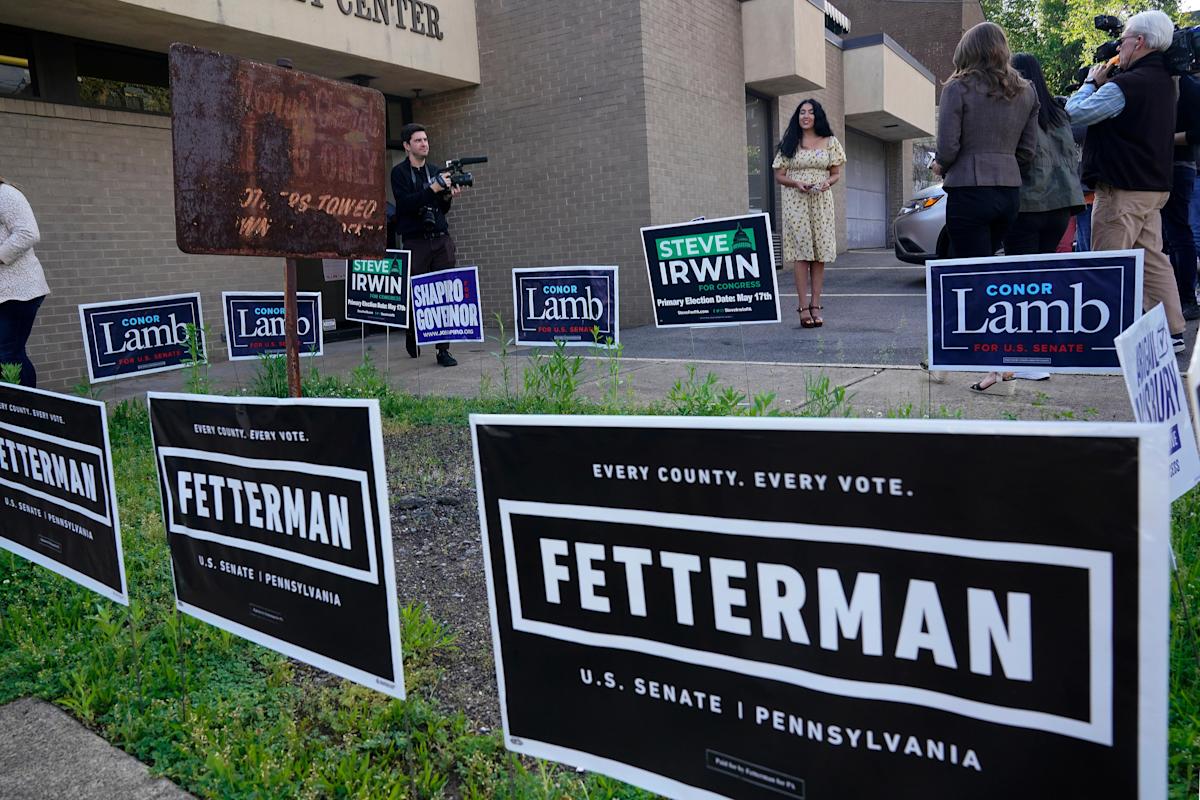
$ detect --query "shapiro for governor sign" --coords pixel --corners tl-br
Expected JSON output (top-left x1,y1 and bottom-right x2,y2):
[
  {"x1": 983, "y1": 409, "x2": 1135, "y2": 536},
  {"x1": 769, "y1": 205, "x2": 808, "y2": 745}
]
[
  {"x1": 927, "y1": 250, "x2": 1142, "y2": 373},
  {"x1": 513, "y1": 266, "x2": 619, "y2": 347},
  {"x1": 79, "y1": 293, "x2": 206, "y2": 383},
  {"x1": 222, "y1": 292, "x2": 323, "y2": 361},
  {"x1": 148, "y1": 393, "x2": 404, "y2": 698},
  {"x1": 471, "y1": 415, "x2": 1169, "y2": 799},
  {"x1": 0, "y1": 383, "x2": 126, "y2": 604},
  {"x1": 641, "y1": 213, "x2": 780, "y2": 328},
  {"x1": 411, "y1": 266, "x2": 484, "y2": 345}
]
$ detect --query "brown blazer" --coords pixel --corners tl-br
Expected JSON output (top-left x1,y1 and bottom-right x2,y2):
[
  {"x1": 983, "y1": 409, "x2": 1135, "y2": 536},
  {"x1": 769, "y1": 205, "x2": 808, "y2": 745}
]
[{"x1": 936, "y1": 76, "x2": 1039, "y2": 188}]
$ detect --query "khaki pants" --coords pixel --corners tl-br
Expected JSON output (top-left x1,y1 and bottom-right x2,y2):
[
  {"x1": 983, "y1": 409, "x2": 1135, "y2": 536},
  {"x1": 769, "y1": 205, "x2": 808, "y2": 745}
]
[{"x1": 1091, "y1": 184, "x2": 1185, "y2": 334}]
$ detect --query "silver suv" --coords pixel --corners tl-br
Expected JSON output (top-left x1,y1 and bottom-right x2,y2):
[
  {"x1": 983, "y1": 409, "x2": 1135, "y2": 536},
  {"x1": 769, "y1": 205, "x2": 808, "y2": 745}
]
[{"x1": 893, "y1": 183, "x2": 946, "y2": 264}]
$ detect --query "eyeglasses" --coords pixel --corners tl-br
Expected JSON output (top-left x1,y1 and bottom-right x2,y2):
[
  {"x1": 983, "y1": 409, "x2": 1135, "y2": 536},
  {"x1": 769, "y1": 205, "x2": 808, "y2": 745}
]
[{"x1": 1119, "y1": 34, "x2": 1141, "y2": 46}]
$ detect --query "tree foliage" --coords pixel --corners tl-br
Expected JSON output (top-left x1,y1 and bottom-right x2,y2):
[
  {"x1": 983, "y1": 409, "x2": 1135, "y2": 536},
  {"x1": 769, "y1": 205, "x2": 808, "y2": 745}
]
[{"x1": 981, "y1": 0, "x2": 1182, "y2": 94}]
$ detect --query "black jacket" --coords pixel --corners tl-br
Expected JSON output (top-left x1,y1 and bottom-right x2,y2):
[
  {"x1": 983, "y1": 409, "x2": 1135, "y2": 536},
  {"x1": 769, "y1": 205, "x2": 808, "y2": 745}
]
[
  {"x1": 390, "y1": 157, "x2": 453, "y2": 238},
  {"x1": 1081, "y1": 51, "x2": 1176, "y2": 192}
]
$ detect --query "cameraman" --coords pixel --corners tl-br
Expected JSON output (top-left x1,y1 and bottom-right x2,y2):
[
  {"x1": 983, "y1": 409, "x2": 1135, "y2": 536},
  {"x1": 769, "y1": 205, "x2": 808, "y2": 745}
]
[
  {"x1": 391, "y1": 123, "x2": 462, "y2": 367},
  {"x1": 1066, "y1": 10, "x2": 1185, "y2": 350}
]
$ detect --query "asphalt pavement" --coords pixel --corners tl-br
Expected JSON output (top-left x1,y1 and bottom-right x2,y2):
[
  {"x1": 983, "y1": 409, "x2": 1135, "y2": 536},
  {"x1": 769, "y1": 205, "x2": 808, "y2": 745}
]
[{"x1": 620, "y1": 248, "x2": 930, "y2": 366}]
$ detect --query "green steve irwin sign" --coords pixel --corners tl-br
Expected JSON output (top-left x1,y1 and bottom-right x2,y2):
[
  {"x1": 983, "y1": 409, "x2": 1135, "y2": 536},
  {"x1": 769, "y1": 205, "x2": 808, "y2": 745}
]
[{"x1": 641, "y1": 213, "x2": 781, "y2": 328}]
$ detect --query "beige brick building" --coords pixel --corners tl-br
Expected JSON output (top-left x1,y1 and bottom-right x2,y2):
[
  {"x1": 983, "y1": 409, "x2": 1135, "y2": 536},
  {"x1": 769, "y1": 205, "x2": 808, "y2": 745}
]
[{"x1": 0, "y1": 0, "x2": 952, "y2": 390}]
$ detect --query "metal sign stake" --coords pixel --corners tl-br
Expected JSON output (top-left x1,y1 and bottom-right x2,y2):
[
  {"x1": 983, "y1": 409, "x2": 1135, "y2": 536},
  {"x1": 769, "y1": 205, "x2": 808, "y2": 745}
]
[{"x1": 284, "y1": 257, "x2": 302, "y2": 397}]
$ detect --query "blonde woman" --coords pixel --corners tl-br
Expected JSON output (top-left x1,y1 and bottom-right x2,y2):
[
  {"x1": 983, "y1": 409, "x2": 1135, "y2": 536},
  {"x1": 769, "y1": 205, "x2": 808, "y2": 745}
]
[
  {"x1": 933, "y1": 21, "x2": 1038, "y2": 392},
  {"x1": 0, "y1": 177, "x2": 49, "y2": 387}
]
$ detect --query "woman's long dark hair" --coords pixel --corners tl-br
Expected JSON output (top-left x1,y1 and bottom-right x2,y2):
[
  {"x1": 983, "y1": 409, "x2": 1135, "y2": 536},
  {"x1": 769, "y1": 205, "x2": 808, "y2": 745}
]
[
  {"x1": 778, "y1": 99, "x2": 834, "y2": 158},
  {"x1": 1011, "y1": 53, "x2": 1068, "y2": 131}
]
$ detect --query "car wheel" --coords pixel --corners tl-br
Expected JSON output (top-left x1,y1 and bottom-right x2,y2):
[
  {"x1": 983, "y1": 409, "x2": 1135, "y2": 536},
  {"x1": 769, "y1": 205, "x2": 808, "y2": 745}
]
[{"x1": 935, "y1": 228, "x2": 949, "y2": 259}]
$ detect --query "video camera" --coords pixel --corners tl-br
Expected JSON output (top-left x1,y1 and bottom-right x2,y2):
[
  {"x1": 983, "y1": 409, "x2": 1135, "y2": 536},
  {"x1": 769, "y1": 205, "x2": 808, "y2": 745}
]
[
  {"x1": 431, "y1": 156, "x2": 488, "y2": 190},
  {"x1": 1073, "y1": 14, "x2": 1200, "y2": 87}
]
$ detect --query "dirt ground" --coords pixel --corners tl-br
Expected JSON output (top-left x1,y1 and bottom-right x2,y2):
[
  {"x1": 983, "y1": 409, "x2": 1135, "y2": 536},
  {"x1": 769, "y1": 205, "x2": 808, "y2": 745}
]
[{"x1": 383, "y1": 424, "x2": 500, "y2": 730}]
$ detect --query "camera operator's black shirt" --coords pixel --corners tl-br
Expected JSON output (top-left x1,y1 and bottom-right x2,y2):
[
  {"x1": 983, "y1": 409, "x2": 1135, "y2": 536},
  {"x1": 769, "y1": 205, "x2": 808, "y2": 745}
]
[
  {"x1": 390, "y1": 157, "x2": 453, "y2": 238},
  {"x1": 1081, "y1": 51, "x2": 1176, "y2": 192}
]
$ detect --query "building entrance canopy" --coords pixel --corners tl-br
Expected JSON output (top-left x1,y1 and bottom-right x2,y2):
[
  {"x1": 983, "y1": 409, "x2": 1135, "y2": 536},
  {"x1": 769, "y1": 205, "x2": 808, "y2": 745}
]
[{"x1": 1, "y1": 0, "x2": 480, "y2": 95}]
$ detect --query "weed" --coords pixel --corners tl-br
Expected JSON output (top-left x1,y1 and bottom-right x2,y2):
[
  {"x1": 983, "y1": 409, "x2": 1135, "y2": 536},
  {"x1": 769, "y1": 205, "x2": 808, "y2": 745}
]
[
  {"x1": 522, "y1": 341, "x2": 584, "y2": 413},
  {"x1": 71, "y1": 379, "x2": 103, "y2": 400},
  {"x1": 0, "y1": 363, "x2": 21, "y2": 384},
  {"x1": 182, "y1": 323, "x2": 212, "y2": 395},
  {"x1": 801, "y1": 373, "x2": 853, "y2": 417},
  {"x1": 250, "y1": 353, "x2": 289, "y2": 398},
  {"x1": 1031, "y1": 391, "x2": 1049, "y2": 407},
  {"x1": 349, "y1": 351, "x2": 391, "y2": 399},
  {"x1": 489, "y1": 313, "x2": 516, "y2": 400},
  {"x1": 667, "y1": 365, "x2": 743, "y2": 416},
  {"x1": 592, "y1": 327, "x2": 629, "y2": 411}
]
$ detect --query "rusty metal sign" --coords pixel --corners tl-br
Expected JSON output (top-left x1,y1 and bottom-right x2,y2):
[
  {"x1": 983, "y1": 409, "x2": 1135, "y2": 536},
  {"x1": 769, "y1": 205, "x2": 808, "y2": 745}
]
[{"x1": 169, "y1": 43, "x2": 387, "y2": 259}]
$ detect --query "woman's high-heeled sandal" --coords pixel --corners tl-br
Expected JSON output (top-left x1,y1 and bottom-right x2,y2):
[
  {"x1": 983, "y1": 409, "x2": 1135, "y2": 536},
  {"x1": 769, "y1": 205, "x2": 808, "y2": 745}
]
[
  {"x1": 810, "y1": 304, "x2": 824, "y2": 327},
  {"x1": 800, "y1": 306, "x2": 816, "y2": 328}
]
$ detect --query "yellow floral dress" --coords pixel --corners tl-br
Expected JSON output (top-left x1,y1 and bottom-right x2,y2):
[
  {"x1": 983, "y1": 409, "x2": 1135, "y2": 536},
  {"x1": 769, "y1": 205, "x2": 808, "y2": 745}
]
[{"x1": 772, "y1": 136, "x2": 846, "y2": 263}]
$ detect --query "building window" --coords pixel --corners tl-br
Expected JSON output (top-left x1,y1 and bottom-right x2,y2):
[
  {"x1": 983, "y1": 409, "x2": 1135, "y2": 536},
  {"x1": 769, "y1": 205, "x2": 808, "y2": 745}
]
[
  {"x1": 0, "y1": 28, "x2": 35, "y2": 98},
  {"x1": 746, "y1": 91, "x2": 775, "y2": 220},
  {"x1": 75, "y1": 42, "x2": 169, "y2": 113}
]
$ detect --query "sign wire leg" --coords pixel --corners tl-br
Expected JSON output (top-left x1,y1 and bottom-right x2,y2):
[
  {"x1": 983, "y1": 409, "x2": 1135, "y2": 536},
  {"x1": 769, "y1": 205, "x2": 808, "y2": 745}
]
[
  {"x1": 360, "y1": 324, "x2": 365, "y2": 363},
  {"x1": 175, "y1": 608, "x2": 189, "y2": 726},
  {"x1": 385, "y1": 328, "x2": 391, "y2": 378},
  {"x1": 926, "y1": 365, "x2": 932, "y2": 418},
  {"x1": 688, "y1": 327, "x2": 696, "y2": 363},
  {"x1": 738, "y1": 325, "x2": 752, "y2": 403}
]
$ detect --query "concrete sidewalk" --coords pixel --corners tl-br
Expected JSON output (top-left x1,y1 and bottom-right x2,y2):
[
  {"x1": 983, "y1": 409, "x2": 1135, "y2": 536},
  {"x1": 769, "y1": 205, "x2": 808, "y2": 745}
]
[
  {"x1": 0, "y1": 699, "x2": 194, "y2": 800},
  {"x1": 93, "y1": 329, "x2": 1137, "y2": 422}
]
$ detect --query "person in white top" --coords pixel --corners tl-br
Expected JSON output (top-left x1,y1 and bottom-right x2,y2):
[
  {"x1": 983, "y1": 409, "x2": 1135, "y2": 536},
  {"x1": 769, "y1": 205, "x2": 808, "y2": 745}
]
[{"x1": 0, "y1": 178, "x2": 50, "y2": 387}]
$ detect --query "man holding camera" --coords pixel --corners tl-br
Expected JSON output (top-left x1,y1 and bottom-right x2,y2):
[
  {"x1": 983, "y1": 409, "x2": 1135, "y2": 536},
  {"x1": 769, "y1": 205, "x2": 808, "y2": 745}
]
[
  {"x1": 1066, "y1": 10, "x2": 1185, "y2": 351},
  {"x1": 1065, "y1": 9, "x2": 1185, "y2": 347},
  {"x1": 391, "y1": 122, "x2": 463, "y2": 367}
]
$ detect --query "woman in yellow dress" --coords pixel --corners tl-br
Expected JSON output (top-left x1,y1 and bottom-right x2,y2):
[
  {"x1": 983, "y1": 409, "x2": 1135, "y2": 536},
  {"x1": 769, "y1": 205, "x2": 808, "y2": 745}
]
[{"x1": 773, "y1": 99, "x2": 846, "y2": 328}]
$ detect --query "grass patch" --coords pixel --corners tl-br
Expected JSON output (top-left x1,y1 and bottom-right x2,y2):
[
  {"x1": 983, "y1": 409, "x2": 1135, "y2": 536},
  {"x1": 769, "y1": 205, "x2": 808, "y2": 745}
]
[
  {"x1": 0, "y1": 400, "x2": 659, "y2": 799},
  {"x1": 1, "y1": 355, "x2": 1197, "y2": 798}
]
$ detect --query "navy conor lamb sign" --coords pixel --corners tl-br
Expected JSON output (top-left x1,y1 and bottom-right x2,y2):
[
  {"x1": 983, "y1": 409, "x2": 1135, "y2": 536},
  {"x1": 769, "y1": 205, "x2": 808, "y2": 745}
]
[
  {"x1": 222, "y1": 292, "x2": 323, "y2": 361},
  {"x1": 79, "y1": 293, "x2": 205, "y2": 383},
  {"x1": 927, "y1": 251, "x2": 1142, "y2": 373},
  {"x1": 513, "y1": 266, "x2": 619, "y2": 346},
  {"x1": 471, "y1": 415, "x2": 1168, "y2": 799},
  {"x1": 148, "y1": 393, "x2": 404, "y2": 698}
]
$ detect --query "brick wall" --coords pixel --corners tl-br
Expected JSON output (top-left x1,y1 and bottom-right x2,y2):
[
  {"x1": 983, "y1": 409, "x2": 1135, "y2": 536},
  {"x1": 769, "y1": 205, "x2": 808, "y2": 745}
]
[
  {"x1": 0, "y1": 98, "x2": 277, "y2": 391},
  {"x1": 640, "y1": 0, "x2": 747, "y2": 226},
  {"x1": 834, "y1": 0, "x2": 984, "y2": 99},
  {"x1": 413, "y1": 0, "x2": 655, "y2": 329},
  {"x1": 776, "y1": 38, "x2": 849, "y2": 254}
]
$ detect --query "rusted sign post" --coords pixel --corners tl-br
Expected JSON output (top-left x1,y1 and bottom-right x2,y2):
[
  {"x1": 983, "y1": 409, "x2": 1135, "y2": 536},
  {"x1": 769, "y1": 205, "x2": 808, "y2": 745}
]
[{"x1": 168, "y1": 43, "x2": 386, "y2": 396}]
